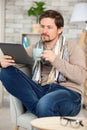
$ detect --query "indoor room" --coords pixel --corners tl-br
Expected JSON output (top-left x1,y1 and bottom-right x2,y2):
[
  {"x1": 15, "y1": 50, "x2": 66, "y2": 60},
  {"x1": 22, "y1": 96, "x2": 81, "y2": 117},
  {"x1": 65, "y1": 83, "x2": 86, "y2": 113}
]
[{"x1": 0, "y1": 0, "x2": 87, "y2": 130}]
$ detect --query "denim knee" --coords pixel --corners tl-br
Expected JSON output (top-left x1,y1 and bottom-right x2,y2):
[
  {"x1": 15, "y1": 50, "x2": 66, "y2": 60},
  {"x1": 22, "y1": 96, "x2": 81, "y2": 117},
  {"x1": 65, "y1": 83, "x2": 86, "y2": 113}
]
[
  {"x1": 0, "y1": 66, "x2": 16, "y2": 79},
  {"x1": 0, "y1": 66, "x2": 20, "y2": 92},
  {"x1": 0, "y1": 67, "x2": 9, "y2": 82}
]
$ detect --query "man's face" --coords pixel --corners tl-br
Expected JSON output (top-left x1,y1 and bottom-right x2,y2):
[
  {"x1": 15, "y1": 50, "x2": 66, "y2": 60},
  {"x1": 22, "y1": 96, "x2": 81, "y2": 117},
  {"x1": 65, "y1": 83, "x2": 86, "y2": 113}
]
[{"x1": 40, "y1": 18, "x2": 61, "y2": 43}]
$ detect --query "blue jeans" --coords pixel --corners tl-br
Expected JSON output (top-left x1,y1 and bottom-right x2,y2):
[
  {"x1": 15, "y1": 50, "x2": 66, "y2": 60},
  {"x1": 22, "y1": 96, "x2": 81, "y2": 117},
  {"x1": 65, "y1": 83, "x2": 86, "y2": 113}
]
[{"x1": 0, "y1": 66, "x2": 81, "y2": 117}]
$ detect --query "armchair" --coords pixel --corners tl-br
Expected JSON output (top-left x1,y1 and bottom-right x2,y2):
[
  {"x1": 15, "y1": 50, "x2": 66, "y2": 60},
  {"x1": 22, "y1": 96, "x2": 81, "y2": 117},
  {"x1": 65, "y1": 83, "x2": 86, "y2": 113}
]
[
  {"x1": 9, "y1": 65, "x2": 86, "y2": 130},
  {"x1": 10, "y1": 65, "x2": 37, "y2": 130}
]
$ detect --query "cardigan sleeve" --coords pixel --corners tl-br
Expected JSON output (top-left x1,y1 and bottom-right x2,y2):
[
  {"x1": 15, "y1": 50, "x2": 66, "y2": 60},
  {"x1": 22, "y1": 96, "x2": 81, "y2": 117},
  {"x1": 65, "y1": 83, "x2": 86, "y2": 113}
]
[{"x1": 52, "y1": 41, "x2": 87, "y2": 85}]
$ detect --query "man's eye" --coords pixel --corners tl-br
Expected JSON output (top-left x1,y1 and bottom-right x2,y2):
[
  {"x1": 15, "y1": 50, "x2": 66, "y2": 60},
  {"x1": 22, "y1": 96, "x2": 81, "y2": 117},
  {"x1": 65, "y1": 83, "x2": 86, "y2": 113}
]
[
  {"x1": 48, "y1": 26, "x2": 53, "y2": 29},
  {"x1": 40, "y1": 25, "x2": 44, "y2": 28}
]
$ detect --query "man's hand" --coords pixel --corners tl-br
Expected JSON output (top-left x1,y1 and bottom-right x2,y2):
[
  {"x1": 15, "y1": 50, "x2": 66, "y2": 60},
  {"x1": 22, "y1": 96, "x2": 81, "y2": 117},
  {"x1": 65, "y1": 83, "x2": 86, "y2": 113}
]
[
  {"x1": 0, "y1": 55, "x2": 16, "y2": 68},
  {"x1": 39, "y1": 50, "x2": 56, "y2": 63}
]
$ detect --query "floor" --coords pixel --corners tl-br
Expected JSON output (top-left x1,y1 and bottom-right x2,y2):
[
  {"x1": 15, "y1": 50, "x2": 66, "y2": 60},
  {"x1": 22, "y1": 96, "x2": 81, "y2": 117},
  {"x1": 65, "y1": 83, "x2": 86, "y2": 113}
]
[{"x1": 0, "y1": 91, "x2": 87, "y2": 130}]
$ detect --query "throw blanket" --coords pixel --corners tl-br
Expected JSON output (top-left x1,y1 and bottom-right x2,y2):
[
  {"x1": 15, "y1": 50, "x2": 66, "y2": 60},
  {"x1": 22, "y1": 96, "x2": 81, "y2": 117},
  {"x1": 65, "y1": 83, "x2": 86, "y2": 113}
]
[{"x1": 32, "y1": 35, "x2": 69, "y2": 84}]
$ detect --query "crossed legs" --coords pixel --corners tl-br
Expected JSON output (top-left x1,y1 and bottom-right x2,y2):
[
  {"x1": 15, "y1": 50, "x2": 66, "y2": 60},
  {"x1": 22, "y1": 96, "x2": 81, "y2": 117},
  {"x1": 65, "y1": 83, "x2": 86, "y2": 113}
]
[{"x1": 0, "y1": 66, "x2": 81, "y2": 117}]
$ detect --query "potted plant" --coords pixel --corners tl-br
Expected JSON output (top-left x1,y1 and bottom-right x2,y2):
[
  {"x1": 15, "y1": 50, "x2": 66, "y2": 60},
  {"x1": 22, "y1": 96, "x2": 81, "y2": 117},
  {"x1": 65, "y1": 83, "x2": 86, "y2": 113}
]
[
  {"x1": 27, "y1": 1, "x2": 46, "y2": 33},
  {"x1": 28, "y1": 1, "x2": 46, "y2": 23}
]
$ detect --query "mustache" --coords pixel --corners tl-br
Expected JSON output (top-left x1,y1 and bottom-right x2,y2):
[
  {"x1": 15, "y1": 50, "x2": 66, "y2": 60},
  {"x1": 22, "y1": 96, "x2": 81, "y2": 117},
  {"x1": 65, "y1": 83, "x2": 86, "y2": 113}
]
[{"x1": 41, "y1": 33, "x2": 49, "y2": 37}]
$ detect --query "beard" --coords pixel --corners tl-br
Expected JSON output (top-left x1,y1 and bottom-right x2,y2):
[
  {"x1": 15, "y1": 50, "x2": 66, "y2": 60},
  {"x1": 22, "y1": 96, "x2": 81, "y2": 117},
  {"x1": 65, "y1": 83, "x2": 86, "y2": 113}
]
[{"x1": 41, "y1": 33, "x2": 55, "y2": 43}]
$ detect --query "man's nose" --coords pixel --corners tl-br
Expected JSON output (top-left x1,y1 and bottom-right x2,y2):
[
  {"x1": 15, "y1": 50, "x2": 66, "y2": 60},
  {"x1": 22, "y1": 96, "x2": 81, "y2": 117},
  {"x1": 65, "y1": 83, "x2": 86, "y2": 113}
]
[{"x1": 42, "y1": 27, "x2": 48, "y2": 33}]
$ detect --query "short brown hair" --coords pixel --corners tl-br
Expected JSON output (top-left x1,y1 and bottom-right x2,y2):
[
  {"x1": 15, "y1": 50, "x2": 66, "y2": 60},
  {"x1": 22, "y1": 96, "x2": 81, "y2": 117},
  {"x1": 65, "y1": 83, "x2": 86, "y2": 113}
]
[{"x1": 39, "y1": 10, "x2": 64, "y2": 28}]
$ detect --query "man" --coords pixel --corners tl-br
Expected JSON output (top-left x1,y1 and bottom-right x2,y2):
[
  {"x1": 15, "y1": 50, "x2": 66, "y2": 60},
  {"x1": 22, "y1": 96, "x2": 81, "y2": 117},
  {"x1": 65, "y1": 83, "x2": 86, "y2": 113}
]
[{"x1": 0, "y1": 10, "x2": 87, "y2": 117}]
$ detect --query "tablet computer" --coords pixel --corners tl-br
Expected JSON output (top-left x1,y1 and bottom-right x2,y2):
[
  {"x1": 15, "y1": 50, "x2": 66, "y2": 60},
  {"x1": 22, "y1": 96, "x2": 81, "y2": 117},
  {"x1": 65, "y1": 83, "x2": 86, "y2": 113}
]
[{"x1": 0, "y1": 43, "x2": 34, "y2": 65}]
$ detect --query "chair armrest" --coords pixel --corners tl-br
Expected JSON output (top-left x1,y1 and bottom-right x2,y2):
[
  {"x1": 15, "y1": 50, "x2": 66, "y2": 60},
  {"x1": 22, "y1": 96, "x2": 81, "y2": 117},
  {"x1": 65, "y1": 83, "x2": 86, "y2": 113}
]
[{"x1": 10, "y1": 95, "x2": 25, "y2": 124}]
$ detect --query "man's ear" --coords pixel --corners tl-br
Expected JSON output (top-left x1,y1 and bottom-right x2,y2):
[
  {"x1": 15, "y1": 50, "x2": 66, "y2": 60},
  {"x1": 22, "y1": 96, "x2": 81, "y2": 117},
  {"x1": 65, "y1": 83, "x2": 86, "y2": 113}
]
[{"x1": 58, "y1": 27, "x2": 63, "y2": 34}]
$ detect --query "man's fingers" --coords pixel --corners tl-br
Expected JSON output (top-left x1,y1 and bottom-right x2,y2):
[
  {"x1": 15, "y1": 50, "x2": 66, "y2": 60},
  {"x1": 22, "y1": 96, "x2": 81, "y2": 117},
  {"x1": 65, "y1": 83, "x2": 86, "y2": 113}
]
[
  {"x1": 3, "y1": 55, "x2": 13, "y2": 59},
  {"x1": 5, "y1": 59, "x2": 15, "y2": 63}
]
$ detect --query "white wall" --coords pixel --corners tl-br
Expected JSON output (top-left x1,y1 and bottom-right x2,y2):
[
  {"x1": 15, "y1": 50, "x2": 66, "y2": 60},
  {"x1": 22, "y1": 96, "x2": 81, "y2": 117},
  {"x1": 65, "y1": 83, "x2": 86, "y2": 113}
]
[
  {"x1": 0, "y1": 0, "x2": 5, "y2": 42},
  {"x1": 0, "y1": 0, "x2": 5, "y2": 107},
  {"x1": 4, "y1": 0, "x2": 87, "y2": 43}
]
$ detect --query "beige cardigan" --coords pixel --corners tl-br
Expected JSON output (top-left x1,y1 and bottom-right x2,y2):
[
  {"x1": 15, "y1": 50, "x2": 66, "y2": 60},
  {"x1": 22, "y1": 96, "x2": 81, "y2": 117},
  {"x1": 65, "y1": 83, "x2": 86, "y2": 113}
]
[{"x1": 26, "y1": 41, "x2": 87, "y2": 95}]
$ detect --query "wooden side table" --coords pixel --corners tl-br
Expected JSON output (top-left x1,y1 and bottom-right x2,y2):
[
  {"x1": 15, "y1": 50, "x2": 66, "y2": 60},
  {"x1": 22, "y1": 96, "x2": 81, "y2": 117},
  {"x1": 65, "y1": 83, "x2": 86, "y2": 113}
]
[{"x1": 31, "y1": 117, "x2": 87, "y2": 130}]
